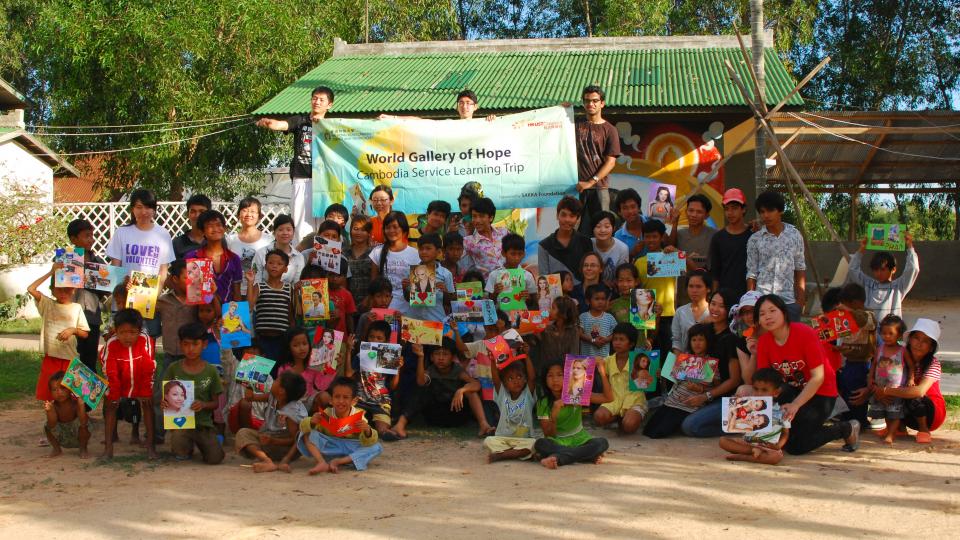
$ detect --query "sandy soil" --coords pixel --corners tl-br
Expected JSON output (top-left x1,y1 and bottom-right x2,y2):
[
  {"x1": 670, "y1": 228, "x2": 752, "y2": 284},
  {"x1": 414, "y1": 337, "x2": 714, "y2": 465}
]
[{"x1": 0, "y1": 399, "x2": 957, "y2": 540}]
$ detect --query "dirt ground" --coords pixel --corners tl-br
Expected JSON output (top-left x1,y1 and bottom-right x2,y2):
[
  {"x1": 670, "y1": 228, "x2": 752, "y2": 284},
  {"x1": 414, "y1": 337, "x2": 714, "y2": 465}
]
[{"x1": 0, "y1": 399, "x2": 957, "y2": 540}]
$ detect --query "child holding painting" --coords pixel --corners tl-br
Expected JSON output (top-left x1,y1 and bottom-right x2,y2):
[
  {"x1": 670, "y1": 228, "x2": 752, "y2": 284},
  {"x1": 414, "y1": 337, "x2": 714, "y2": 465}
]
[
  {"x1": 719, "y1": 368, "x2": 791, "y2": 465},
  {"x1": 535, "y1": 360, "x2": 612, "y2": 469},
  {"x1": 594, "y1": 323, "x2": 648, "y2": 434}
]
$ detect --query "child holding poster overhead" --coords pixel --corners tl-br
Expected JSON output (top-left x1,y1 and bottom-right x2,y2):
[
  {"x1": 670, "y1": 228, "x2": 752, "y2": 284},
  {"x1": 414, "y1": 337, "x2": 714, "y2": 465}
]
[
  {"x1": 484, "y1": 348, "x2": 537, "y2": 462},
  {"x1": 846, "y1": 232, "x2": 919, "y2": 321},
  {"x1": 535, "y1": 360, "x2": 612, "y2": 469}
]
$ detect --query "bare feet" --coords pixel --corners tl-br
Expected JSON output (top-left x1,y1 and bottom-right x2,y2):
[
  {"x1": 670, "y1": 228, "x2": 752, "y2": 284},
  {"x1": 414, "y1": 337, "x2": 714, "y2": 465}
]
[
  {"x1": 392, "y1": 425, "x2": 407, "y2": 439},
  {"x1": 594, "y1": 453, "x2": 605, "y2": 465},
  {"x1": 308, "y1": 462, "x2": 330, "y2": 475},
  {"x1": 253, "y1": 461, "x2": 278, "y2": 473},
  {"x1": 278, "y1": 463, "x2": 291, "y2": 473},
  {"x1": 78, "y1": 448, "x2": 90, "y2": 459},
  {"x1": 130, "y1": 434, "x2": 143, "y2": 446},
  {"x1": 44, "y1": 448, "x2": 63, "y2": 458},
  {"x1": 540, "y1": 456, "x2": 559, "y2": 469},
  {"x1": 328, "y1": 456, "x2": 352, "y2": 474},
  {"x1": 147, "y1": 447, "x2": 159, "y2": 460},
  {"x1": 477, "y1": 424, "x2": 495, "y2": 438},
  {"x1": 883, "y1": 434, "x2": 896, "y2": 445},
  {"x1": 725, "y1": 453, "x2": 755, "y2": 462}
]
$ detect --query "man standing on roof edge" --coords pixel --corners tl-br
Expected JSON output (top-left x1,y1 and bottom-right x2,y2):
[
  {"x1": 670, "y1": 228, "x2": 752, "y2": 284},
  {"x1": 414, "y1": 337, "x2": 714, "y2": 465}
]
[
  {"x1": 256, "y1": 85, "x2": 334, "y2": 245},
  {"x1": 574, "y1": 84, "x2": 621, "y2": 235}
]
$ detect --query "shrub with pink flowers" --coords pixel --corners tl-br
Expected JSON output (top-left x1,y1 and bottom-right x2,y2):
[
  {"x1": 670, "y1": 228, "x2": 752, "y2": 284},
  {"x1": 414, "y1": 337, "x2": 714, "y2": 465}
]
[{"x1": 0, "y1": 184, "x2": 65, "y2": 270}]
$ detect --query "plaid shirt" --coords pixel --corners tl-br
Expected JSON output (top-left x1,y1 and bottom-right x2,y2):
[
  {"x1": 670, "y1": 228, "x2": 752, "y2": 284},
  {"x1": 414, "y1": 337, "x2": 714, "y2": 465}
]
[{"x1": 745, "y1": 223, "x2": 805, "y2": 304}]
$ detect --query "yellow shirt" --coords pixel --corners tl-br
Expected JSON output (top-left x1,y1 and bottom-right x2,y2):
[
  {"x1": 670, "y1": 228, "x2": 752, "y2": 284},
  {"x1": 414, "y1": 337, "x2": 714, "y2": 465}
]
[
  {"x1": 602, "y1": 353, "x2": 647, "y2": 414},
  {"x1": 635, "y1": 255, "x2": 677, "y2": 317}
]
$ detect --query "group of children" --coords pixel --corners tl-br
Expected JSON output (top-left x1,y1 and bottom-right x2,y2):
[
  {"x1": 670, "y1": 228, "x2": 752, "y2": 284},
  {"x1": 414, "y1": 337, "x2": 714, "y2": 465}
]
[{"x1": 30, "y1": 182, "x2": 934, "y2": 472}]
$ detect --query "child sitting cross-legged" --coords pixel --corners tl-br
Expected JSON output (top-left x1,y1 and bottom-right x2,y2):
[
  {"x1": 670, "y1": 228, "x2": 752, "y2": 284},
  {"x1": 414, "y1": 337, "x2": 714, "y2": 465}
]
[
  {"x1": 392, "y1": 339, "x2": 494, "y2": 438},
  {"x1": 44, "y1": 371, "x2": 90, "y2": 458},
  {"x1": 719, "y1": 368, "x2": 792, "y2": 465},
  {"x1": 235, "y1": 370, "x2": 308, "y2": 472},
  {"x1": 344, "y1": 320, "x2": 402, "y2": 441},
  {"x1": 535, "y1": 360, "x2": 613, "y2": 469},
  {"x1": 295, "y1": 376, "x2": 383, "y2": 474},
  {"x1": 593, "y1": 323, "x2": 648, "y2": 435},
  {"x1": 162, "y1": 322, "x2": 225, "y2": 464},
  {"x1": 484, "y1": 351, "x2": 537, "y2": 462}
]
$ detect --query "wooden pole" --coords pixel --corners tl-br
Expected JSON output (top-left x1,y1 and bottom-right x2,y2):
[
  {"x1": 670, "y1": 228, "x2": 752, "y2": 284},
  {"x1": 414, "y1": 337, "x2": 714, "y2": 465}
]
[{"x1": 724, "y1": 59, "x2": 851, "y2": 261}]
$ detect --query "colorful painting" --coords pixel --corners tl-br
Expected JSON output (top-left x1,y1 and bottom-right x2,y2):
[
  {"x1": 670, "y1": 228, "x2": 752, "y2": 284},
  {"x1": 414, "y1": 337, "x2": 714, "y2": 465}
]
[
  {"x1": 400, "y1": 317, "x2": 443, "y2": 345},
  {"x1": 310, "y1": 328, "x2": 344, "y2": 374},
  {"x1": 126, "y1": 271, "x2": 160, "y2": 319},
  {"x1": 562, "y1": 355, "x2": 597, "y2": 406},
  {"x1": 811, "y1": 309, "x2": 860, "y2": 342},
  {"x1": 316, "y1": 410, "x2": 365, "y2": 437},
  {"x1": 409, "y1": 264, "x2": 437, "y2": 307},
  {"x1": 629, "y1": 288, "x2": 657, "y2": 330},
  {"x1": 370, "y1": 308, "x2": 400, "y2": 343},
  {"x1": 646, "y1": 252, "x2": 686, "y2": 278},
  {"x1": 867, "y1": 224, "x2": 905, "y2": 251},
  {"x1": 495, "y1": 268, "x2": 526, "y2": 311},
  {"x1": 221, "y1": 301, "x2": 253, "y2": 348},
  {"x1": 359, "y1": 342, "x2": 404, "y2": 375},
  {"x1": 185, "y1": 258, "x2": 215, "y2": 305},
  {"x1": 54, "y1": 247, "x2": 85, "y2": 288},
  {"x1": 667, "y1": 353, "x2": 717, "y2": 384},
  {"x1": 507, "y1": 309, "x2": 549, "y2": 335},
  {"x1": 451, "y1": 299, "x2": 497, "y2": 325},
  {"x1": 162, "y1": 380, "x2": 195, "y2": 430},
  {"x1": 628, "y1": 350, "x2": 660, "y2": 392},
  {"x1": 648, "y1": 182, "x2": 677, "y2": 223},
  {"x1": 299, "y1": 278, "x2": 330, "y2": 321},
  {"x1": 83, "y1": 262, "x2": 127, "y2": 293},
  {"x1": 60, "y1": 357, "x2": 108, "y2": 410},
  {"x1": 235, "y1": 354, "x2": 276, "y2": 393},
  {"x1": 535, "y1": 273, "x2": 563, "y2": 312},
  {"x1": 455, "y1": 281, "x2": 484, "y2": 301},
  {"x1": 314, "y1": 236, "x2": 344, "y2": 273},
  {"x1": 722, "y1": 396, "x2": 775, "y2": 434}
]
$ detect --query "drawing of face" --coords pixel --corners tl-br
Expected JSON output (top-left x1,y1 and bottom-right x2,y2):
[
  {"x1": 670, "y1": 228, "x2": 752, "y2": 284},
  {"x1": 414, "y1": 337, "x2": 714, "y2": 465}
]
[
  {"x1": 571, "y1": 359, "x2": 586, "y2": 382},
  {"x1": 415, "y1": 266, "x2": 429, "y2": 282},
  {"x1": 657, "y1": 187, "x2": 670, "y2": 202},
  {"x1": 538, "y1": 276, "x2": 548, "y2": 295},
  {"x1": 323, "y1": 331, "x2": 334, "y2": 345},
  {"x1": 228, "y1": 302, "x2": 238, "y2": 316},
  {"x1": 187, "y1": 261, "x2": 201, "y2": 283},
  {"x1": 635, "y1": 289, "x2": 652, "y2": 306},
  {"x1": 165, "y1": 382, "x2": 186, "y2": 411},
  {"x1": 638, "y1": 354, "x2": 650, "y2": 369}
]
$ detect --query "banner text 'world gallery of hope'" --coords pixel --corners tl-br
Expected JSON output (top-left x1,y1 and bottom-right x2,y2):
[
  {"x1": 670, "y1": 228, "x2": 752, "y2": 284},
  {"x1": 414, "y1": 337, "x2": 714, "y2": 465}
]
[{"x1": 311, "y1": 106, "x2": 578, "y2": 215}]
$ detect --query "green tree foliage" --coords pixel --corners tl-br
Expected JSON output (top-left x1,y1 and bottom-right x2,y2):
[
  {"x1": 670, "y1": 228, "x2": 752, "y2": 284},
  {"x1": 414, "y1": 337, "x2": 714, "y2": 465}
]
[{"x1": 2, "y1": 0, "x2": 458, "y2": 200}]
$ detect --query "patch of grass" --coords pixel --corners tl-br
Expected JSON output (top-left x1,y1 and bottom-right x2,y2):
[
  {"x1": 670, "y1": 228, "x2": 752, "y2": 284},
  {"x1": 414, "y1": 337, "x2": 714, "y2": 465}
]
[
  {"x1": 940, "y1": 361, "x2": 960, "y2": 374},
  {"x1": 0, "y1": 349, "x2": 41, "y2": 402},
  {"x1": 83, "y1": 454, "x2": 162, "y2": 476},
  {"x1": 945, "y1": 395, "x2": 960, "y2": 430},
  {"x1": 407, "y1": 424, "x2": 478, "y2": 442},
  {"x1": 0, "y1": 318, "x2": 41, "y2": 335}
]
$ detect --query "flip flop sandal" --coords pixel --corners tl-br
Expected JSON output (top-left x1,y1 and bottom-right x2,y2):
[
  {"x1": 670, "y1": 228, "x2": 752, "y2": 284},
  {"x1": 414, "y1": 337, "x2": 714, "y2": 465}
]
[
  {"x1": 842, "y1": 420, "x2": 860, "y2": 452},
  {"x1": 915, "y1": 432, "x2": 932, "y2": 444},
  {"x1": 380, "y1": 431, "x2": 400, "y2": 442}
]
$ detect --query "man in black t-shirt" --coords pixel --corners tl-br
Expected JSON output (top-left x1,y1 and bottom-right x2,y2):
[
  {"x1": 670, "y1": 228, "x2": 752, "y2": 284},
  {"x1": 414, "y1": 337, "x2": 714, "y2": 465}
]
[
  {"x1": 256, "y1": 86, "x2": 334, "y2": 244},
  {"x1": 574, "y1": 85, "x2": 621, "y2": 235},
  {"x1": 709, "y1": 188, "x2": 753, "y2": 299}
]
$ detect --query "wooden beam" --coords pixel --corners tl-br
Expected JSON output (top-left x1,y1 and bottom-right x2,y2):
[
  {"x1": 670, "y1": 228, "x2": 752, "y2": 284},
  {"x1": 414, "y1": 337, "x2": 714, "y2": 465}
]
[
  {"x1": 782, "y1": 139, "x2": 960, "y2": 146},
  {"x1": 768, "y1": 186, "x2": 950, "y2": 194},
  {"x1": 787, "y1": 161, "x2": 942, "y2": 169},
  {"x1": 772, "y1": 125, "x2": 960, "y2": 135},
  {"x1": 854, "y1": 119, "x2": 890, "y2": 186}
]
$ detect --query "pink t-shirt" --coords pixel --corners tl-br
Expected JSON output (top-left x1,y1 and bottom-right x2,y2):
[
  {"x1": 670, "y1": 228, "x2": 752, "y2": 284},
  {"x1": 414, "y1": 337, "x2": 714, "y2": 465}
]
[{"x1": 277, "y1": 365, "x2": 330, "y2": 398}]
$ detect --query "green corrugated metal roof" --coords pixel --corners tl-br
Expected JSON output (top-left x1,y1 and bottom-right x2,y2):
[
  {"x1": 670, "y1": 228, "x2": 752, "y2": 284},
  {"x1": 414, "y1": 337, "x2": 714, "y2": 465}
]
[{"x1": 254, "y1": 47, "x2": 801, "y2": 115}]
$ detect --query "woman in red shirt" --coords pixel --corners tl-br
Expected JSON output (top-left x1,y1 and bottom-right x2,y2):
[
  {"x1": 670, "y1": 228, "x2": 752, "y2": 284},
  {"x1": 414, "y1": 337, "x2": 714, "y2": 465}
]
[
  {"x1": 873, "y1": 318, "x2": 946, "y2": 444},
  {"x1": 754, "y1": 294, "x2": 860, "y2": 455}
]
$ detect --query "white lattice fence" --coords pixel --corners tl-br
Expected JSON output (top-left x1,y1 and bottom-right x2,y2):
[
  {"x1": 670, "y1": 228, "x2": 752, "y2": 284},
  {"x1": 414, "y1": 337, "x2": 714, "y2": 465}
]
[{"x1": 53, "y1": 202, "x2": 290, "y2": 254}]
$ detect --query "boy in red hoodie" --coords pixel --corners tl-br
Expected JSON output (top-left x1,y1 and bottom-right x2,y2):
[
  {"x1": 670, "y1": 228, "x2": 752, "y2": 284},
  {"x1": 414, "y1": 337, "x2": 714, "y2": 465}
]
[{"x1": 101, "y1": 308, "x2": 157, "y2": 459}]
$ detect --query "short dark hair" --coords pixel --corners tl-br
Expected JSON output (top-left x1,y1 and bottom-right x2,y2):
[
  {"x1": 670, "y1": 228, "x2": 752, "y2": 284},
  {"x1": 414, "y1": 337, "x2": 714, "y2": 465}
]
[
  {"x1": 585, "y1": 283, "x2": 610, "y2": 300},
  {"x1": 196, "y1": 209, "x2": 227, "y2": 232},
  {"x1": 592, "y1": 210, "x2": 618, "y2": 230},
  {"x1": 178, "y1": 321, "x2": 208, "y2": 341},
  {"x1": 612, "y1": 322, "x2": 638, "y2": 346},
  {"x1": 499, "y1": 359, "x2": 526, "y2": 379},
  {"x1": 324, "y1": 203, "x2": 348, "y2": 220},
  {"x1": 821, "y1": 287, "x2": 842, "y2": 313},
  {"x1": 839, "y1": 283, "x2": 866, "y2": 304},
  {"x1": 642, "y1": 219, "x2": 667, "y2": 235},
  {"x1": 278, "y1": 370, "x2": 307, "y2": 402},
  {"x1": 368, "y1": 277, "x2": 393, "y2": 296},
  {"x1": 186, "y1": 194, "x2": 212, "y2": 210},
  {"x1": 613, "y1": 188, "x2": 642, "y2": 215},
  {"x1": 687, "y1": 268, "x2": 714, "y2": 290},
  {"x1": 265, "y1": 248, "x2": 290, "y2": 265},
  {"x1": 66, "y1": 219, "x2": 94, "y2": 239},
  {"x1": 879, "y1": 314, "x2": 907, "y2": 336},
  {"x1": 312, "y1": 86, "x2": 335, "y2": 102},
  {"x1": 870, "y1": 251, "x2": 897, "y2": 271},
  {"x1": 443, "y1": 231, "x2": 464, "y2": 248},
  {"x1": 169, "y1": 258, "x2": 188, "y2": 278},
  {"x1": 755, "y1": 190, "x2": 785, "y2": 213},
  {"x1": 418, "y1": 233, "x2": 443, "y2": 249},
  {"x1": 752, "y1": 367, "x2": 785, "y2": 389},
  {"x1": 366, "y1": 320, "x2": 393, "y2": 340},
  {"x1": 471, "y1": 197, "x2": 496, "y2": 218},
  {"x1": 49, "y1": 370, "x2": 66, "y2": 387},
  {"x1": 456, "y1": 89, "x2": 478, "y2": 104},
  {"x1": 686, "y1": 323, "x2": 715, "y2": 351},
  {"x1": 329, "y1": 376, "x2": 357, "y2": 397},
  {"x1": 237, "y1": 196, "x2": 262, "y2": 217},
  {"x1": 501, "y1": 233, "x2": 525, "y2": 253},
  {"x1": 687, "y1": 193, "x2": 712, "y2": 213},
  {"x1": 114, "y1": 308, "x2": 143, "y2": 330},
  {"x1": 615, "y1": 262, "x2": 639, "y2": 280},
  {"x1": 272, "y1": 214, "x2": 295, "y2": 231},
  {"x1": 426, "y1": 200, "x2": 452, "y2": 217},
  {"x1": 316, "y1": 219, "x2": 342, "y2": 236},
  {"x1": 582, "y1": 85, "x2": 606, "y2": 101},
  {"x1": 556, "y1": 195, "x2": 583, "y2": 216}
]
